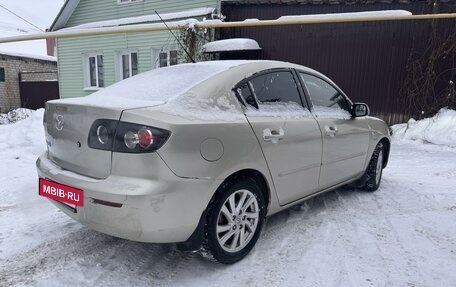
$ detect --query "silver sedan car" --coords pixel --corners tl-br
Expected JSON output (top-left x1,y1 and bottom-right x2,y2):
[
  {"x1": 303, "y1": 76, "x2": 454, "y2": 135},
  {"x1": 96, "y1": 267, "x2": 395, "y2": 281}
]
[{"x1": 37, "y1": 60, "x2": 390, "y2": 264}]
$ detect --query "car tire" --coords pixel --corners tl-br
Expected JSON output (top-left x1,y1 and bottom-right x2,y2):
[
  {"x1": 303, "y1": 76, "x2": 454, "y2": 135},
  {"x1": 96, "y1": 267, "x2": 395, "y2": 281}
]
[
  {"x1": 362, "y1": 143, "x2": 384, "y2": 192},
  {"x1": 202, "y1": 176, "x2": 266, "y2": 264}
]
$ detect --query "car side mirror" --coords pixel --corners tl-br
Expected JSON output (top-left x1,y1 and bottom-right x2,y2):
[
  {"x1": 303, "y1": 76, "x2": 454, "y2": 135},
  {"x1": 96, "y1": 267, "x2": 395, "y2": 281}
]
[{"x1": 353, "y1": 103, "x2": 370, "y2": 117}]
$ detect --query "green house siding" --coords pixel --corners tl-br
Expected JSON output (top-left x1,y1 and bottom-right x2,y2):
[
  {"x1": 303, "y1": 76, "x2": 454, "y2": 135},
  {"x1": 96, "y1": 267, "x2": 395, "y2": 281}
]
[
  {"x1": 57, "y1": 0, "x2": 217, "y2": 98},
  {"x1": 66, "y1": 0, "x2": 217, "y2": 27},
  {"x1": 58, "y1": 31, "x2": 178, "y2": 98}
]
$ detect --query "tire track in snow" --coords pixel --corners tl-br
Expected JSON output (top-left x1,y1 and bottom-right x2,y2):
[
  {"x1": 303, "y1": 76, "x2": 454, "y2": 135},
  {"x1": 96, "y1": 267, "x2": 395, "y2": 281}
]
[
  {"x1": 0, "y1": 226, "x2": 198, "y2": 287},
  {"x1": 0, "y1": 228, "x2": 115, "y2": 286},
  {"x1": 90, "y1": 241, "x2": 167, "y2": 286}
]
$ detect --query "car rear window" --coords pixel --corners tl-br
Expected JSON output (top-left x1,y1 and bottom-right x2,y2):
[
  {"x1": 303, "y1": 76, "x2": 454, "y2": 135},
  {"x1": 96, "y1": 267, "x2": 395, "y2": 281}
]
[{"x1": 91, "y1": 63, "x2": 234, "y2": 102}]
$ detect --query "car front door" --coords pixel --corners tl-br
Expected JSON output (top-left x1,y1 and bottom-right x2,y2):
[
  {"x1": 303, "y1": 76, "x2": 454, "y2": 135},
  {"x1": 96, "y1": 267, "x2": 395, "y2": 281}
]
[
  {"x1": 299, "y1": 72, "x2": 371, "y2": 189},
  {"x1": 236, "y1": 69, "x2": 322, "y2": 206}
]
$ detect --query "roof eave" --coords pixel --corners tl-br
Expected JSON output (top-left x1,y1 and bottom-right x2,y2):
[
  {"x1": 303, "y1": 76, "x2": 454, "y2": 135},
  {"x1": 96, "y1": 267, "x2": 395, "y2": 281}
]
[{"x1": 49, "y1": 0, "x2": 80, "y2": 32}]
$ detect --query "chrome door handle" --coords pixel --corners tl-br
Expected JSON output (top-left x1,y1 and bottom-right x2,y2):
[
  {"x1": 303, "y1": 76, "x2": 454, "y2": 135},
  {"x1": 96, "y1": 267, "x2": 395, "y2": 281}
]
[
  {"x1": 324, "y1": 125, "x2": 338, "y2": 137},
  {"x1": 263, "y1": 128, "x2": 284, "y2": 143}
]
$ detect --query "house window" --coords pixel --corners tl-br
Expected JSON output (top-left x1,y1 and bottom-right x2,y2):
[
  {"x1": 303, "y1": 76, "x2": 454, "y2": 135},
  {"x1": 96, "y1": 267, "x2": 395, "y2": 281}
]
[
  {"x1": 0, "y1": 67, "x2": 5, "y2": 82},
  {"x1": 152, "y1": 48, "x2": 178, "y2": 69},
  {"x1": 84, "y1": 54, "x2": 104, "y2": 88},
  {"x1": 117, "y1": 51, "x2": 138, "y2": 81}
]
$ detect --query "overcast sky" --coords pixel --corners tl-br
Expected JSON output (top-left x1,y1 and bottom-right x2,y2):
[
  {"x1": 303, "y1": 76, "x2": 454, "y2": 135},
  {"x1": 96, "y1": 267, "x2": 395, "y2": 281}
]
[{"x1": 0, "y1": 0, "x2": 65, "y2": 56}]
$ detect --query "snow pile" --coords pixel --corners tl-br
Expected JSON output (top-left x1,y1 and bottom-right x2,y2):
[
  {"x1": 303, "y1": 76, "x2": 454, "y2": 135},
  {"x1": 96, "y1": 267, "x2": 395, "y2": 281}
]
[
  {"x1": 202, "y1": 38, "x2": 261, "y2": 53},
  {"x1": 0, "y1": 108, "x2": 34, "y2": 124},
  {"x1": 0, "y1": 108, "x2": 68, "y2": 260},
  {"x1": 0, "y1": 109, "x2": 45, "y2": 152},
  {"x1": 391, "y1": 108, "x2": 456, "y2": 147},
  {"x1": 246, "y1": 102, "x2": 312, "y2": 119}
]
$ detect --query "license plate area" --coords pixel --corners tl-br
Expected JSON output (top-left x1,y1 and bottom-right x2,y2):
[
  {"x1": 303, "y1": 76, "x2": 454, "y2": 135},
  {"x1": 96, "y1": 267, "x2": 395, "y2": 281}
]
[{"x1": 39, "y1": 178, "x2": 84, "y2": 212}]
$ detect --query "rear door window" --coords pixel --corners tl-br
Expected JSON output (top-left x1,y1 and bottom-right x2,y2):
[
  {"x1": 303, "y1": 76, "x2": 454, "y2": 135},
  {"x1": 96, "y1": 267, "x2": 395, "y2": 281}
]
[
  {"x1": 250, "y1": 71, "x2": 303, "y2": 106},
  {"x1": 237, "y1": 70, "x2": 310, "y2": 117},
  {"x1": 236, "y1": 82, "x2": 258, "y2": 109}
]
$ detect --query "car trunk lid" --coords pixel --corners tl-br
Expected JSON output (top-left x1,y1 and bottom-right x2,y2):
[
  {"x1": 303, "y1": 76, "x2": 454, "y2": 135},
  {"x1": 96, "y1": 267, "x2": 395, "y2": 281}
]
[{"x1": 44, "y1": 97, "x2": 165, "y2": 179}]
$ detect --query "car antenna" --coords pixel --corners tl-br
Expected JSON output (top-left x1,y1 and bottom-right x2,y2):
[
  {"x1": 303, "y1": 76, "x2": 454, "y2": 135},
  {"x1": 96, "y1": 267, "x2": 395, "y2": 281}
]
[{"x1": 154, "y1": 10, "x2": 196, "y2": 63}]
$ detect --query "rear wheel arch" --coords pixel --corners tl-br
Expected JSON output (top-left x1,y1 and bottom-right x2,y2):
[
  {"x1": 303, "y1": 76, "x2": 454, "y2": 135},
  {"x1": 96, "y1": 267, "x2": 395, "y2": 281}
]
[
  {"x1": 214, "y1": 169, "x2": 271, "y2": 212},
  {"x1": 177, "y1": 169, "x2": 270, "y2": 253}
]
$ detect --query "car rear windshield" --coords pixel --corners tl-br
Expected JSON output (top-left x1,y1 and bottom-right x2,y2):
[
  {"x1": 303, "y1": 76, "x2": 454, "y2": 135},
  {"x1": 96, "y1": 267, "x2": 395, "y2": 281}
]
[{"x1": 91, "y1": 63, "x2": 233, "y2": 102}]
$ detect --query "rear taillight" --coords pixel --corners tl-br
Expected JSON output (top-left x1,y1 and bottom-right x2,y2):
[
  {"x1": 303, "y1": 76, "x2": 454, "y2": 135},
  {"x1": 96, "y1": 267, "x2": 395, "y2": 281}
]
[
  {"x1": 114, "y1": 122, "x2": 170, "y2": 153},
  {"x1": 88, "y1": 119, "x2": 117, "y2": 150},
  {"x1": 88, "y1": 119, "x2": 170, "y2": 153}
]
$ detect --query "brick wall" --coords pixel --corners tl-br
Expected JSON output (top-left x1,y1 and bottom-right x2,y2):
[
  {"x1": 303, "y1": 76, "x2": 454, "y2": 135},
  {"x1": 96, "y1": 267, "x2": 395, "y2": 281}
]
[{"x1": 0, "y1": 54, "x2": 57, "y2": 113}]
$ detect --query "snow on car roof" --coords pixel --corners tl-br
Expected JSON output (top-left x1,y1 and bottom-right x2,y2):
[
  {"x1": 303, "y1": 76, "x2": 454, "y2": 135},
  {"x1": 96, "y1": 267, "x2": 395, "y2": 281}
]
[
  {"x1": 55, "y1": 60, "x2": 334, "y2": 112},
  {"x1": 54, "y1": 61, "x2": 255, "y2": 109},
  {"x1": 92, "y1": 60, "x2": 252, "y2": 101}
]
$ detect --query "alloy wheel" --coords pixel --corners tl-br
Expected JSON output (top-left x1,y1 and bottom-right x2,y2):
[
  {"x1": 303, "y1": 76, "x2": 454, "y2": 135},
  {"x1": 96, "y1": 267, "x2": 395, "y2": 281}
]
[{"x1": 216, "y1": 189, "x2": 259, "y2": 253}]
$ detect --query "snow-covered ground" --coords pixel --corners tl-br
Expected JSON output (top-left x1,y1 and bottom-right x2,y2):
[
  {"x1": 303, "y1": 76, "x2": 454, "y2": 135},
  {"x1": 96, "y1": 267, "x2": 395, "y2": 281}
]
[{"x1": 1, "y1": 110, "x2": 456, "y2": 286}]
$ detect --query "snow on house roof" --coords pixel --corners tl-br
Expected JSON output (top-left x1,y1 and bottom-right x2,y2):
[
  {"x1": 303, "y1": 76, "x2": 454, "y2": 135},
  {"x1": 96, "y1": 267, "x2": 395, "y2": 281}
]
[
  {"x1": 52, "y1": 5, "x2": 214, "y2": 31},
  {"x1": 202, "y1": 38, "x2": 261, "y2": 53},
  {"x1": 0, "y1": 51, "x2": 57, "y2": 62}
]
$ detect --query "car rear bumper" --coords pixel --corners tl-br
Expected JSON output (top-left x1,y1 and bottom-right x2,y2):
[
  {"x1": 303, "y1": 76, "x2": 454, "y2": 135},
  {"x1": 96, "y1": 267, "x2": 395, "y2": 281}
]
[{"x1": 36, "y1": 152, "x2": 218, "y2": 243}]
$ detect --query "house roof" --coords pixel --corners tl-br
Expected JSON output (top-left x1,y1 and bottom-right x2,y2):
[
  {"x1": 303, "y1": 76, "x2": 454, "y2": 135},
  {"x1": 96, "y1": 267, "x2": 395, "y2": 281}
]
[
  {"x1": 0, "y1": 51, "x2": 57, "y2": 62},
  {"x1": 49, "y1": 0, "x2": 80, "y2": 31},
  {"x1": 49, "y1": 1, "x2": 215, "y2": 31}
]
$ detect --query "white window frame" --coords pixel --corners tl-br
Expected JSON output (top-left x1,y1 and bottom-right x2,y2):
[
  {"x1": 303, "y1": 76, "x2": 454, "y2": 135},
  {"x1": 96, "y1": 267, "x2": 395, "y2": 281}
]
[
  {"x1": 83, "y1": 53, "x2": 104, "y2": 91},
  {"x1": 117, "y1": 0, "x2": 143, "y2": 4},
  {"x1": 115, "y1": 50, "x2": 139, "y2": 81},
  {"x1": 152, "y1": 46, "x2": 178, "y2": 69}
]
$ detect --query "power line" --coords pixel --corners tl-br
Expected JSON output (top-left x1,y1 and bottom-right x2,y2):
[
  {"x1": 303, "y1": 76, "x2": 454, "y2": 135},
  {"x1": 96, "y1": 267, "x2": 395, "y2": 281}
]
[{"x1": 0, "y1": 3, "x2": 43, "y2": 32}]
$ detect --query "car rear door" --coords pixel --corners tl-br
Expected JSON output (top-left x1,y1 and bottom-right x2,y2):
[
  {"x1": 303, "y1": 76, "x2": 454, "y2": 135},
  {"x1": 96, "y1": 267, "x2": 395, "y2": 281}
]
[
  {"x1": 236, "y1": 69, "x2": 322, "y2": 206},
  {"x1": 299, "y1": 72, "x2": 371, "y2": 189}
]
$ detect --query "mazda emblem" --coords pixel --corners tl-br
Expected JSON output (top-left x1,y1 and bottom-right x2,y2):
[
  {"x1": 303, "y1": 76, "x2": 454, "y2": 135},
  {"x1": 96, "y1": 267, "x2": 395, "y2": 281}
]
[{"x1": 55, "y1": 114, "x2": 64, "y2": 131}]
